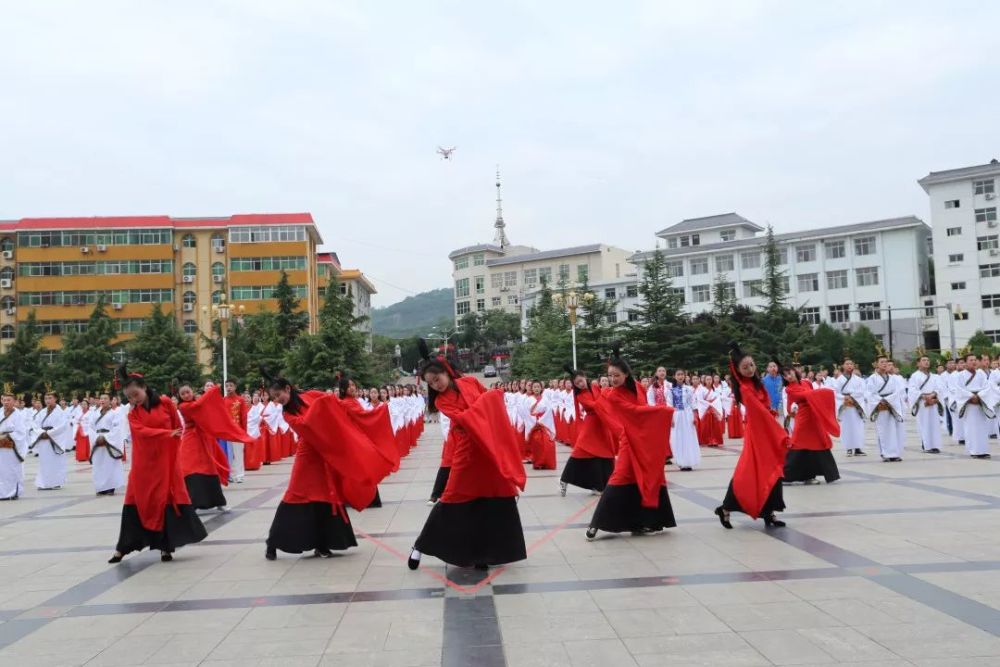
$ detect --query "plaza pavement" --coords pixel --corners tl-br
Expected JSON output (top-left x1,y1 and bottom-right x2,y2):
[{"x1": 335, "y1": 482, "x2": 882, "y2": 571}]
[{"x1": 2, "y1": 420, "x2": 1000, "y2": 666}]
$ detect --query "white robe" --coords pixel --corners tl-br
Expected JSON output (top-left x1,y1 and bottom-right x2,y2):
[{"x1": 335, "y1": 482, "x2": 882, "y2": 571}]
[
  {"x1": 247, "y1": 403, "x2": 264, "y2": 439},
  {"x1": 87, "y1": 407, "x2": 126, "y2": 493},
  {"x1": 864, "y1": 373, "x2": 906, "y2": 459},
  {"x1": 30, "y1": 406, "x2": 72, "y2": 489},
  {"x1": 666, "y1": 385, "x2": 700, "y2": 469},
  {"x1": 946, "y1": 371, "x2": 966, "y2": 443},
  {"x1": 954, "y1": 369, "x2": 999, "y2": 456},
  {"x1": 0, "y1": 408, "x2": 28, "y2": 499},
  {"x1": 907, "y1": 371, "x2": 944, "y2": 452},
  {"x1": 834, "y1": 374, "x2": 867, "y2": 451}
]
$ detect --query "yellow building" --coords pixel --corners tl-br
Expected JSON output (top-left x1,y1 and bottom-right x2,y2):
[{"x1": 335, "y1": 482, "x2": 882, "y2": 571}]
[{"x1": 0, "y1": 213, "x2": 334, "y2": 366}]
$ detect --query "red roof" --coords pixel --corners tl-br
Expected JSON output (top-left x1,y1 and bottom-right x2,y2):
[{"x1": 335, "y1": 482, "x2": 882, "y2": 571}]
[
  {"x1": 316, "y1": 251, "x2": 342, "y2": 269},
  {"x1": 12, "y1": 213, "x2": 315, "y2": 231}
]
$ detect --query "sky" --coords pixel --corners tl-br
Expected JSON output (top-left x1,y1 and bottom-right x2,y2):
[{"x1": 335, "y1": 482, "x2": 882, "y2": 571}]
[{"x1": 1, "y1": 1, "x2": 997, "y2": 307}]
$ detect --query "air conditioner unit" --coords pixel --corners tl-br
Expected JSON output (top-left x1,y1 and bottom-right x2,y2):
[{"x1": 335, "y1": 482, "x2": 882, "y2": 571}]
[
  {"x1": 992, "y1": 249, "x2": 1000, "y2": 256},
  {"x1": 172, "y1": 244, "x2": 180, "y2": 251},
  {"x1": 994, "y1": 307, "x2": 1000, "y2": 315},
  {"x1": 80, "y1": 247, "x2": 89, "y2": 254},
  {"x1": 0, "y1": 279, "x2": 11, "y2": 289},
  {"x1": 1, "y1": 251, "x2": 11, "y2": 260},
  {"x1": 182, "y1": 275, "x2": 194, "y2": 283},
  {"x1": 112, "y1": 303, "x2": 123, "y2": 311},
  {"x1": 214, "y1": 246, "x2": 225, "y2": 254},
  {"x1": 4, "y1": 308, "x2": 13, "y2": 316},
  {"x1": 212, "y1": 274, "x2": 224, "y2": 283},
  {"x1": 96, "y1": 244, "x2": 107, "y2": 252},
  {"x1": 182, "y1": 302, "x2": 194, "y2": 312},
  {"x1": 987, "y1": 193, "x2": 997, "y2": 200}
]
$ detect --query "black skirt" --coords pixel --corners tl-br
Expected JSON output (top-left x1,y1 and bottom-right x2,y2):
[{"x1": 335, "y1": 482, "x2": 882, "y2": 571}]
[
  {"x1": 560, "y1": 456, "x2": 614, "y2": 492},
  {"x1": 115, "y1": 504, "x2": 207, "y2": 555},
  {"x1": 414, "y1": 497, "x2": 526, "y2": 567},
  {"x1": 367, "y1": 488, "x2": 382, "y2": 509},
  {"x1": 589, "y1": 483, "x2": 676, "y2": 533},
  {"x1": 266, "y1": 501, "x2": 358, "y2": 554},
  {"x1": 184, "y1": 473, "x2": 227, "y2": 509},
  {"x1": 430, "y1": 466, "x2": 451, "y2": 501},
  {"x1": 783, "y1": 449, "x2": 840, "y2": 483},
  {"x1": 721, "y1": 478, "x2": 786, "y2": 516}
]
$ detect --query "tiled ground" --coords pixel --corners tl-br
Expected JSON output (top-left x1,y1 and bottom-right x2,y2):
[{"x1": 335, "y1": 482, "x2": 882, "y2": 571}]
[{"x1": 3, "y1": 420, "x2": 1000, "y2": 665}]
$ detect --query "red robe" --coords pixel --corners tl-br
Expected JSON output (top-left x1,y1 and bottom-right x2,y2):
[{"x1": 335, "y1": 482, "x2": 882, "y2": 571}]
[
  {"x1": 595, "y1": 384, "x2": 673, "y2": 508},
  {"x1": 340, "y1": 399, "x2": 401, "y2": 474},
  {"x1": 570, "y1": 384, "x2": 617, "y2": 460},
  {"x1": 178, "y1": 387, "x2": 253, "y2": 485},
  {"x1": 437, "y1": 377, "x2": 526, "y2": 503},
  {"x1": 729, "y1": 362, "x2": 791, "y2": 518},
  {"x1": 124, "y1": 396, "x2": 190, "y2": 531},
  {"x1": 786, "y1": 384, "x2": 840, "y2": 451},
  {"x1": 527, "y1": 395, "x2": 557, "y2": 470},
  {"x1": 726, "y1": 403, "x2": 744, "y2": 439},
  {"x1": 75, "y1": 407, "x2": 91, "y2": 462}
]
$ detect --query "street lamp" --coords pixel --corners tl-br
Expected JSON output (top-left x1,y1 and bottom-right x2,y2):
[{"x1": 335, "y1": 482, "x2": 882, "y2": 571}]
[
  {"x1": 553, "y1": 289, "x2": 594, "y2": 369},
  {"x1": 203, "y1": 294, "x2": 245, "y2": 386}
]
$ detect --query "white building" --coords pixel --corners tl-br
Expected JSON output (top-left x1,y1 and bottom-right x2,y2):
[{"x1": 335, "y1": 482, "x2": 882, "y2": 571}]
[
  {"x1": 919, "y1": 159, "x2": 1000, "y2": 348},
  {"x1": 627, "y1": 212, "x2": 935, "y2": 356}
]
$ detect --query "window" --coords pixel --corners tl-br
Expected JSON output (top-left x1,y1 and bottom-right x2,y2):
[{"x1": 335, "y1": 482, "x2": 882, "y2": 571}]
[
  {"x1": 665, "y1": 260, "x2": 683, "y2": 278},
  {"x1": 229, "y1": 225, "x2": 307, "y2": 243},
  {"x1": 955, "y1": 312, "x2": 969, "y2": 321},
  {"x1": 491, "y1": 297, "x2": 501, "y2": 307},
  {"x1": 0, "y1": 296, "x2": 12, "y2": 310},
  {"x1": 183, "y1": 291, "x2": 196, "y2": 305},
  {"x1": 454, "y1": 256, "x2": 469, "y2": 270},
  {"x1": 692, "y1": 285, "x2": 711, "y2": 303},
  {"x1": 856, "y1": 267, "x2": 879, "y2": 287},
  {"x1": 606, "y1": 312, "x2": 618, "y2": 324},
  {"x1": 800, "y1": 307, "x2": 820, "y2": 325},
  {"x1": 740, "y1": 251, "x2": 761, "y2": 269},
  {"x1": 577, "y1": 265, "x2": 589, "y2": 283},
  {"x1": 0, "y1": 325, "x2": 13, "y2": 339},
  {"x1": 183, "y1": 320, "x2": 198, "y2": 335},
  {"x1": 17, "y1": 229, "x2": 172, "y2": 247},
  {"x1": 825, "y1": 240, "x2": 845, "y2": 259},
  {"x1": 976, "y1": 207, "x2": 998, "y2": 223},
  {"x1": 667, "y1": 238, "x2": 678, "y2": 249},
  {"x1": 211, "y1": 262, "x2": 225, "y2": 278},
  {"x1": 669, "y1": 287, "x2": 685, "y2": 304},
  {"x1": 853, "y1": 236, "x2": 876, "y2": 256},
  {"x1": 456, "y1": 301, "x2": 470, "y2": 315},
  {"x1": 829, "y1": 304, "x2": 850, "y2": 323},
  {"x1": 974, "y1": 179, "x2": 996, "y2": 195},
  {"x1": 212, "y1": 290, "x2": 224, "y2": 304},
  {"x1": 211, "y1": 233, "x2": 225, "y2": 252},
  {"x1": 229, "y1": 256, "x2": 307, "y2": 272},
  {"x1": 182, "y1": 262, "x2": 196, "y2": 279},
  {"x1": 626, "y1": 285, "x2": 638, "y2": 298},
  {"x1": 558, "y1": 264, "x2": 570, "y2": 282},
  {"x1": 796, "y1": 244, "x2": 816, "y2": 262},
  {"x1": 949, "y1": 253, "x2": 965, "y2": 263},
  {"x1": 489, "y1": 274, "x2": 502, "y2": 289},
  {"x1": 690, "y1": 257, "x2": 708, "y2": 275},
  {"x1": 982, "y1": 294, "x2": 1000, "y2": 308},
  {"x1": 455, "y1": 278, "x2": 470, "y2": 298},
  {"x1": 924, "y1": 299, "x2": 935, "y2": 317},
  {"x1": 476, "y1": 298, "x2": 485, "y2": 312},
  {"x1": 718, "y1": 282, "x2": 736, "y2": 300},
  {"x1": 627, "y1": 311, "x2": 641, "y2": 322},
  {"x1": 523, "y1": 269, "x2": 536, "y2": 287},
  {"x1": 474, "y1": 276, "x2": 485, "y2": 294},
  {"x1": 507, "y1": 295, "x2": 518, "y2": 305},
  {"x1": 779, "y1": 276, "x2": 790, "y2": 292},
  {"x1": 0, "y1": 237, "x2": 12, "y2": 252},
  {"x1": 776, "y1": 248, "x2": 788, "y2": 265},
  {"x1": 538, "y1": 267, "x2": 552, "y2": 284},
  {"x1": 18, "y1": 289, "x2": 174, "y2": 306},
  {"x1": 680, "y1": 234, "x2": 700, "y2": 247},
  {"x1": 182, "y1": 234, "x2": 196, "y2": 248},
  {"x1": 945, "y1": 200, "x2": 960, "y2": 209},
  {"x1": 604, "y1": 288, "x2": 616, "y2": 299},
  {"x1": 715, "y1": 255, "x2": 734, "y2": 272},
  {"x1": 472, "y1": 253, "x2": 485, "y2": 266},
  {"x1": 503, "y1": 271, "x2": 517, "y2": 288},
  {"x1": 743, "y1": 280, "x2": 763, "y2": 297},
  {"x1": 982, "y1": 263, "x2": 1000, "y2": 278},
  {"x1": 947, "y1": 227, "x2": 963, "y2": 237},
  {"x1": 797, "y1": 273, "x2": 819, "y2": 292},
  {"x1": 720, "y1": 230, "x2": 735, "y2": 242},
  {"x1": 827, "y1": 270, "x2": 848, "y2": 290},
  {"x1": 951, "y1": 282, "x2": 966, "y2": 290},
  {"x1": 859, "y1": 302, "x2": 881, "y2": 321}
]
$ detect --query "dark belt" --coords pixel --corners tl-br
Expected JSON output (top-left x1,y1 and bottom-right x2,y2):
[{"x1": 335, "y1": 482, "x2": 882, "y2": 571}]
[
  {"x1": 41, "y1": 426, "x2": 53, "y2": 431},
  {"x1": 96, "y1": 429, "x2": 110, "y2": 433},
  {"x1": 90, "y1": 441, "x2": 123, "y2": 463}
]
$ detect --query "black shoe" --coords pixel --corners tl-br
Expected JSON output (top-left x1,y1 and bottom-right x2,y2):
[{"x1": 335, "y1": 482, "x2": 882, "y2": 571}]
[
  {"x1": 846, "y1": 449, "x2": 854, "y2": 457},
  {"x1": 714, "y1": 506, "x2": 733, "y2": 529},
  {"x1": 265, "y1": 546, "x2": 277, "y2": 561},
  {"x1": 891, "y1": 457, "x2": 902, "y2": 462},
  {"x1": 680, "y1": 467, "x2": 693, "y2": 471},
  {"x1": 960, "y1": 440, "x2": 966, "y2": 445},
  {"x1": 160, "y1": 552, "x2": 173, "y2": 562},
  {"x1": 854, "y1": 449, "x2": 866, "y2": 456},
  {"x1": 931, "y1": 448, "x2": 941, "y2": 453},
  {"x1": 586, "y1": 527, "x2": 598, "y2": 540},
  {"x1": 665, "y1": 458, "x2": 673, "y2": 465},
  {"x1": 803, "y1": 478, "x2": 819, "y2": 485},
  {"x1": 107, "y1": 553, "x2": 123, "y2": 564},
  {"x1": 314, "y1": 548, "x2": 333, "y2": 558},
  {"x1": 764, "y1": 514, "x2": 786, "y2": 528},
  {"x1": 407, "y1": 548, "x2": 421, "y2": 570}
]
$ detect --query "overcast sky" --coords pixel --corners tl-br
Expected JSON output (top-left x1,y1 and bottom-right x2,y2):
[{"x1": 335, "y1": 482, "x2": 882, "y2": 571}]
[{"x1": 1, "y1": 1, "x2": 996, "y2": 306}]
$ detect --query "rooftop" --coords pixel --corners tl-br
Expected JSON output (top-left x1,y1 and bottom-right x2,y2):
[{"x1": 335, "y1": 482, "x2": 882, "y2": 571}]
[
  {"x1": 485, "y1": 243, "x2": 604, "y2": 267},
  {"x1": 447, "y1": 243, "x2": 505, "y2": 260},
  {"x1": 918, "y1": 159, "x2": 1000, "y2": 190},
  {"x1": 656, "y1": 212, "x2": 764, "y2": 237},
  {"x1": 339, "y1": 269, "x2": 377, "y2": 294}
]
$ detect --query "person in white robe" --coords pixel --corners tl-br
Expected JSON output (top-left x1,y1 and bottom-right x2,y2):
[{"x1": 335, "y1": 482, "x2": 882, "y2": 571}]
[
  {"x1": 947, "y1": 359, "x2": 967, "y2": 445},
  {"x1": 30, "y1": 392, "x2": 72, "y2": 489},
  {"x1": 989, "y1": 363, "x2": 1000, "y2": 439},
  {"x1": 864, "y1": 356, "x2": 907, "y2": 462},
  {"x1": 834, "y1": 361, "x2": 867, "y2": 456},
  {"x1": 666, "y1": 370, "x2": 700, "y2": 470},
  {"x1": 954, "y1": 355, "x2": 999, "y2": 459},
  {"x1": 0, "y1": 389, "x2": 28, "y2": 500},
  {"x1": 907, "y1": 355, "x2": 944, "y2": 454},
  {"x1": 87, "y1": 393, "x2": 126, "y2": 495}
]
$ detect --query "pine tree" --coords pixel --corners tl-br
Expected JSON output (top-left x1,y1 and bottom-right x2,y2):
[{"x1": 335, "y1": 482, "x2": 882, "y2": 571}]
[
  {"x1": 845, "y1": 325, "x2": 879, "y2": 374},
  {"x1": 510, "y1": 278, "x2": 571, "y2": 378},
  {"x1": 53, "y1": 297, "x2": 117, "y2": 394},
  {"x1": 125, "y1": 303, "x2": 202, "y2": 391},
  {"x1": 804, "y1": 322, "x2": 846, "y2": 370},
  {"x1": 967, "y1": 330, "x2": 996, "y2": 357},
  {"x1": 625, "y1": 247, "x2": 690, "y2": 369},
  {"x1": 273, "y1": 270, "x2": 309, "y2": 347},
  {"x1": 576, "y1": 280, "x2": 620, "y2": 377},
  {"x1": 760, "y1": 225, "x2": 788, "y2": 315},
  {"x1": 0, "y1": 310, "x2": 46, "y2": 394},
  {"x1": 711, "y1": 272, "x2": 737, "y2": 317}
]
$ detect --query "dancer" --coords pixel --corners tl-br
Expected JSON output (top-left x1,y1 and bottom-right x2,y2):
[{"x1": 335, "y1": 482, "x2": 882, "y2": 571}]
[
  {"x1": 223, "y1": 380, "x2": 249, "y2": 483},
  {"x1": 30, "y1": 391, "x2": 71, "y2": 490},
  {"x1": 87, "y1": 392, "x2": 126, "y2": 496},
  {"x1": 109, "y1": 368, "x2": 207, "y2": 563},
  {"x1": 715, "y1": 343, "x2": 791, "y2": 529},
  {"x1": 666, "y1": 369, "x2": 700, "y2": 471},
  {"x1": 908, "y1": 354, "x2": 944, "y2": 454},
  {"x1": 0, "y1": 387, "x2": 28, "y2": 501},
  {"x1": 338, "y1": 375, "x2": 401, "y2": 508},
  {"x1": 524, "y1": 380, "x2": 557, "y2": 470},
  {"x1": 696, "y1": 376, "x2": 724, "y2": 446},
  {"x1": 586, "y1": 347, "x2": 675, "y2": 540},
  {"x1": 559, "y1": 367, "x2": 616, "y2": 495},
  {"x1": 177, "y1": 384, "x2": 245, "y2": 512},
  {"x1": 864, "y1": 355, "x2": 907, "y2": 462},
  {"x1": 834, "y1": 359, "x2": 868, "y2": 456},
  {"x1": 409, "y1": 344, "x2": 526, "y2": 571},
  {"x1": 781, "y1": 367, "x2": 841, "y2": 484},
  {"x1": 954, "y1": 354, "x2": 998, "y2": 459}
]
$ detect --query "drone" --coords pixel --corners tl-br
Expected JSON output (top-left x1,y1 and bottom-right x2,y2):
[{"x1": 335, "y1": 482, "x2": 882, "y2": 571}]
[{"x1": 437, "y1": 146, "x2": 456, "y2": 160}]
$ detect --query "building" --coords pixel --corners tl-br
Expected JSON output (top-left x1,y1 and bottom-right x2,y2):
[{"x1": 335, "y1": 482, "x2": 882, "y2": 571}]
[
  {"x1": 628, "y1": 212, "x2": 935, "y2": 355},
  {"x1": 919, "y1": 159, "x2": 1000, "y2": 348},
  {"x1": 0, "y1": 213, "x2": 374, "y2": 366},
  {"x1": 318, "y1": 252, "x2": 377, "y2": 351},
  {"x1": 448, "y1": 170, "x2": 632, "y2": 325}
]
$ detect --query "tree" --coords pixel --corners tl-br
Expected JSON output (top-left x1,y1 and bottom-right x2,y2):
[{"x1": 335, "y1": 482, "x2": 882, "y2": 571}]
[
  {"x1": 845, "y1": 325, "x2": 879, "y2": 374},
  {"x1": 52, "y1": 297, "x2": 117, "y2": 395},
  {"x1": 760, "y1": 225, "x2": 788, "y2": 315},
  {"x1": 626, "y1": 248, "x2": 690, "y2": 369},
  {"x1": 0, "y1": 310, "x2": 46, "y2": 394},
  {"x1": 125, "y1": 303, "x2": 202, "y2": 391},
  {"x1": 273, "y1": 270, "x2": 309, "y2": 347},
  {"x1": 576, "y1": 281, "x2": 620, "y2": 377},
  {"x1": 202, "y1": 316, "x2": 255, "y2": 388},
  {"x1": 804, "y1": 322, "x2": 846, "y2": 371},
  {"x1": 511, "y1": 278, "x2": 571, "y2": 378},
  {"x1": 967, "y1": 330, "x2": 996, "y2": 357},
  {"x1": 711, "y1": 272, "x2": 737, "y2": 318}
]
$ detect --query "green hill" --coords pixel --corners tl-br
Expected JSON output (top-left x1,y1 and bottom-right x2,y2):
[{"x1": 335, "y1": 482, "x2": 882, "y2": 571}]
[{"x1": 372, "y1": 288, "x2": 454, "y2": 338}]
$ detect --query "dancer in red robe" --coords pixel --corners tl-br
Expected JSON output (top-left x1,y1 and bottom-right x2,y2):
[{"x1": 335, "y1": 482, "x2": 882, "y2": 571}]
[
  {"x1": 586, "y1": 348, "x2": 675, "y2": 539},
  {"x1": 782, "y1": 367, "x2": 841, "y2": 484},
  {"x1": 409, "y1": 345, "x2": 526, "y2": 571},
  {"x1": 263, "y1": 370, "x2": 396, "y2": 560},
  {"x1": 74, "y1": 399, "x2": 91, "y2": 462},
  {"x1": 715, "y1": 343, "x2": 791, "y2": 530},
  {"x1": 559, "y1": 367, "x2": 616, "y2": 495},
  {"x1": 526, "y1": 381, "x2": 557, "y2": 470},
  {"x1": 338, "y1": 376, "x2": 401, "y2": 508},
  {"x1": 109, "y1": 368, "x2": 207, "y2": 564}
]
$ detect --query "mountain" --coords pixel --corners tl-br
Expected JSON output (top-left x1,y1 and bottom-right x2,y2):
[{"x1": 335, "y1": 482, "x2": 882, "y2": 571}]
[{"x1": 372, "y1": 288, "x2": 454, "y2": 338}]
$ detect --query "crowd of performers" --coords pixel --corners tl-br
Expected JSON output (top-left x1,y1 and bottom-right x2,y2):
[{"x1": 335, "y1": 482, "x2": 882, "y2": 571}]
[{"x1": 0, "y1": 343, "x2": 991, "y2": 571}]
